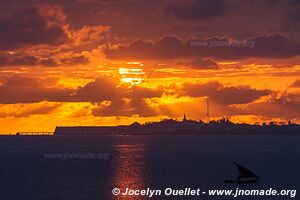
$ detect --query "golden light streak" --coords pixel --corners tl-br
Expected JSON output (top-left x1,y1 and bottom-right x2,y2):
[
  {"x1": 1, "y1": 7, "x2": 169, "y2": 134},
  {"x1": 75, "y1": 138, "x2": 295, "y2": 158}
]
[
  {"x1": 119, "y1": 68, "x2": 145, "y2": 75},
  {"x1": 1, "y1": 51, "x2": 17, "y2": 55},
  {"x1": 119, "y1": 67, "x2": 145, "y2": 85}
]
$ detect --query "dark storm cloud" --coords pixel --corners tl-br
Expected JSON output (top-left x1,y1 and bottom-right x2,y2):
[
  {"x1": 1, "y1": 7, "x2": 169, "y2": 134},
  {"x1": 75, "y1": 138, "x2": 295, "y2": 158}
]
[
  {"x1": 180, "y1": 81, "x2": 221, "y2": 97},
  {"x1": 60, "y1": 55, "x2": 90, "y2": 65},
  {"x1": 0, "y1": 76, "x2": 270, "y2": 106},
  {"x1": 105, "y1": 36, "x2": 188, "y2": 60},
  {"x1": 242, "y1": 93, "x2": 300, "y2": 119},
  {"x1": 68, "y1": 77, "x2": 122, "y2": 102},
  {"x1": 181, "y1": 81, "x2": 271, "y2": 105},
  {"x1": 91, "y1": 98, "x2": 157, "y2": 117},
  {"x1": 245, "y1": 34, "x2": 300, "y2": 58},
  {"x1": 0, "y1": 56, "x2": 38, "y2": 67},
  {"x1": 0, "y1": 54, "x2": 89, "y2": 67},
  {"x1": 0, "y1": 102, "x2": 61, "y2": 118},
  {"x1": 0, "y1": 7, "x2": 67, "y2": 50},
  {"x1": 1, "y1": 0, "x2": 300, "y2": 49},
  {"x1": 106, "y1": 36, "x2": 188, "y2": 60},
  {"x1": 1, "y1": 0, "x2": 299, "y2": 58},
  {"x1": 188, "y1": 58, "x2": 219, "y2": 70},
  {"x1": 287, "y1": 0, "x2": 300, "y2": 22},
  {"x1": 11, "y1": 56, "x2": 38, "y2": 66},
  {"x1": 75, "y1": 78, "x2": 161, "y2": 117},
  {"x1": 291, "y1": 79, "x2": 300, "y2": 87},
  {"x1": 40, "y1": 58, "x2": 59, "y2": 67},
  {"x1": 106, "y1": 34, "x2": 300, "y2": 60},
  {"x1": 164, "y1": 0, "x2": 231, "y2": 20},
  {"x1": 129, "y1": 86, "x2": 164, "y2": 99},
  {"x1": 0, "y1": 75, "x2": 285, "y2": 118},
  {"x1": 0, "y1": 76, "x2": 164, "y2": 104},
  {"x1": 211, "y1": 86, "x2": 271, "y2": 105},
  {"x1": 71, "y1": 78, "x2": 164, "y2": 102},
  {"x1": 4, "y1": 76, "x2": 133, "y2": 103},
  {"x1": 0, "y1": 76, "x2": 71, "y2": 104}
]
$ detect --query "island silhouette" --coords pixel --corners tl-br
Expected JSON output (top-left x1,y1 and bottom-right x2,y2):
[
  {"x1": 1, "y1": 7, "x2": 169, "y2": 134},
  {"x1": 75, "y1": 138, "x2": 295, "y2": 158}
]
[{"x1": 52, "y1": 115, "x2": 300, "y2": 136}]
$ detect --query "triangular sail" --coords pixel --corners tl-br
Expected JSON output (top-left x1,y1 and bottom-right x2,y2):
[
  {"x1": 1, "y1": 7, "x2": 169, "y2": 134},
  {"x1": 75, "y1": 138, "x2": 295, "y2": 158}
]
[{"x1": 234, "y1": 162, "x2": 258, "y2": 179}]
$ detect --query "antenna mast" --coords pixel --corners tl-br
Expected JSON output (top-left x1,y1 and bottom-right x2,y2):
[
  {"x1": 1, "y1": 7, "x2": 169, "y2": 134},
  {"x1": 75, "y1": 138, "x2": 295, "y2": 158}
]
[{"x1": 207, "y1": 97, "x2": 210, "y2": 123}]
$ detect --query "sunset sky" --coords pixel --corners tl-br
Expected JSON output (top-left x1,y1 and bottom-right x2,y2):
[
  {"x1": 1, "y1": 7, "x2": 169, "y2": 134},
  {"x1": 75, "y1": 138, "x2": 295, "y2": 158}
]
[{"x1": 0, "y1": 0, "x2": 300, "y2": 133}]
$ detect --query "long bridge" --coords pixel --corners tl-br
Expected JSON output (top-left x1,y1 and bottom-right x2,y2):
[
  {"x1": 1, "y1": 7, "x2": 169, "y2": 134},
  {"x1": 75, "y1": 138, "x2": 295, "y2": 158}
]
[{"x1": 16, "y1": 132, "x2": 53, "y2": 136}]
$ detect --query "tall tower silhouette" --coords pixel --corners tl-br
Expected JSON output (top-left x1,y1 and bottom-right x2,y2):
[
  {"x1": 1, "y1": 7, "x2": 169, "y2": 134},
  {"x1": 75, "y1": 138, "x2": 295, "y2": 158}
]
[{"x1": 206, "y1": 97, "x2": 210, "y2": 122}]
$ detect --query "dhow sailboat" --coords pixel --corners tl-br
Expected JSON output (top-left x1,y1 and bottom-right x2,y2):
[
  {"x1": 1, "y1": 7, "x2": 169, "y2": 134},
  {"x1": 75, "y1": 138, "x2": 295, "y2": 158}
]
[{"x1": 225, "y1": 162, "x2": 259, "y2": 183}]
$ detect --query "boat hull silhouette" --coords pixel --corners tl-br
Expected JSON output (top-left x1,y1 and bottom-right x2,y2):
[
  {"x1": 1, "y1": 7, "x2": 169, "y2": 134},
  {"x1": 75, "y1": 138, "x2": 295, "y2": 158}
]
[{"x1": 225, "y1": 177, "x2": 259, "y2": 184}]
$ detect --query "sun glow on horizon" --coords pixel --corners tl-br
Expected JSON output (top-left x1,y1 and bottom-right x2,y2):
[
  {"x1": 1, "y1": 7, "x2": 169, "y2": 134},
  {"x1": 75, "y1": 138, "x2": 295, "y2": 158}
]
[{"x1": 119, "y1": 67, "x2": 145, "y2": 85}]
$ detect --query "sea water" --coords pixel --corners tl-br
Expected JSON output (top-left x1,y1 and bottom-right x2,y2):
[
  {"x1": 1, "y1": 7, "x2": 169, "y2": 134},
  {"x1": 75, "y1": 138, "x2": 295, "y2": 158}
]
[{"x1": 0, "y1": 135, "x2": 299, "y2": 200}]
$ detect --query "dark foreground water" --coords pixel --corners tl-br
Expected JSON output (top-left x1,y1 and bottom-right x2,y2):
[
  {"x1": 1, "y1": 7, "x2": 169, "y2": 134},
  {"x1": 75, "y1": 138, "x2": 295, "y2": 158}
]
[{"x1": 0, "y1": 135, "x2": 299, "y2": 200}]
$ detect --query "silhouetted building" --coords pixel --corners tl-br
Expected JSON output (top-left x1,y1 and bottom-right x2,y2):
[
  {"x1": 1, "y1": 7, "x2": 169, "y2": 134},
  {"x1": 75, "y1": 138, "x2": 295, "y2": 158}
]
[{"x1": 183, "y1": 114, "x2": 187, "y2": 122}]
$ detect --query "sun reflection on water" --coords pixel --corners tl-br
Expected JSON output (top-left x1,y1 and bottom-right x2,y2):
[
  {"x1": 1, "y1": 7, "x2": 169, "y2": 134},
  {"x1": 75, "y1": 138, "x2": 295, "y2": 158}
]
[{"x1": 110, "y1": 144, "x2": 147, "y2": 200}]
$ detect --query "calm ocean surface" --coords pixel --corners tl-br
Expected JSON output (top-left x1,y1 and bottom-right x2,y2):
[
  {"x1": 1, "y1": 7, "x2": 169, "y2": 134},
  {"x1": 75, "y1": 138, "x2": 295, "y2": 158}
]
[{"x1": 0, "y1": 135, "x2": 299, "y2": 200}]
